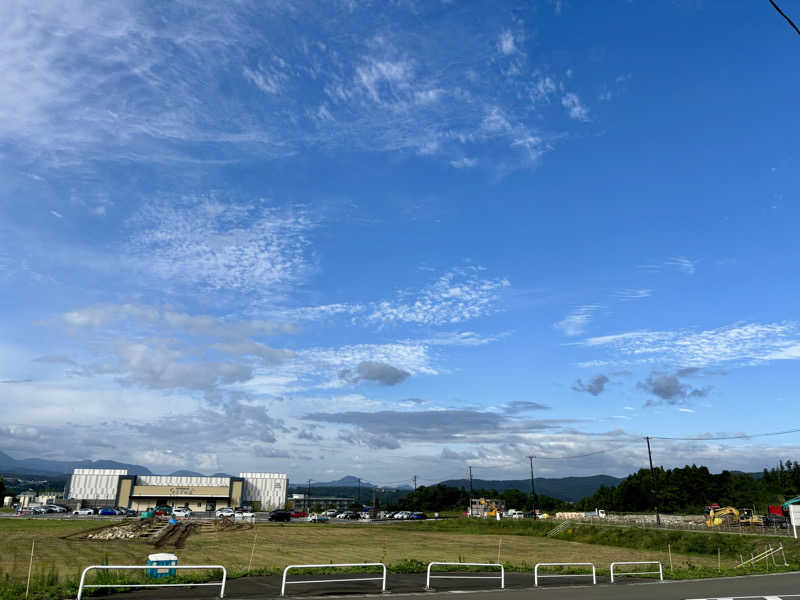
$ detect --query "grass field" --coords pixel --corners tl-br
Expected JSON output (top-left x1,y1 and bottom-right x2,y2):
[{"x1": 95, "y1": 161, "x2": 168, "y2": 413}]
[{"x1": 1, "y1": 518, "x2": 797, "y2": 599}]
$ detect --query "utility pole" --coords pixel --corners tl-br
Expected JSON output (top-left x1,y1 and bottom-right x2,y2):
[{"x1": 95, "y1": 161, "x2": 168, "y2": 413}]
[
  {"x1": 307, "y1": 479, "x2": 312, "y2": 512},
  {"x1": 468, "y1": 466, "x2": 473, "y2": 517},
  {"x1": 357, "y1": 478, "x2": 361, "y2": 504},
  {"x1": 413, "y1": 475, "x2": 417, "y2": 491},
  {"x1": 372, "y1": 486, "x2": 377, "y2": 518},
  {"x1": 528, "y1": 455, "x2": 537, "y2": 518},
  {"x1": 645, "y1": 437, "x2": 661, "y2": 527}
]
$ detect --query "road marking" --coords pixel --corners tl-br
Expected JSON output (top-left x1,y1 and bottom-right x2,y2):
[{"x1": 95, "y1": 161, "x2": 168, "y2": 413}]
[{"x1": 684, "y1": 596, "x2": 800, "y2": 600}]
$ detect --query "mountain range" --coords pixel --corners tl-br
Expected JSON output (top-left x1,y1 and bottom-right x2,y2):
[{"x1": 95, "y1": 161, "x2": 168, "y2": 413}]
[
  {"x1": 439, "y1": 475, "x2": 624, "y2": 502},
  {"x1": 0, "y1": 451, "x2": 152, "y2": 476}
]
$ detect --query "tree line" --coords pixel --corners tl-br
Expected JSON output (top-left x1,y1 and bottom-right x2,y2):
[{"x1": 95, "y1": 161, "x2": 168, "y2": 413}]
[
  {"x1": 391, "y1": 483, "x2": 572, "y2": 513},
  {"x1": 381, "y1": 461, "x2": 800, "y2": 514},
  {"x1": 575, "y1": 461, "x2": 800, "y2": 513}
]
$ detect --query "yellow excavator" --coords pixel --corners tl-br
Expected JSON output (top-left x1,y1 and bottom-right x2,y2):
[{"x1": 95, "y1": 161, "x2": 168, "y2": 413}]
[{"x1": 705, "y1": 506, "x2": 739, "y2": 527}]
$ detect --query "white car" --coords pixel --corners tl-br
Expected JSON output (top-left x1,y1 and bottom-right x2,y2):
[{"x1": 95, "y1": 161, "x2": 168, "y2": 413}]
[
  {"x1": 234, "y1": 509, "x2": 254, "y2": 519},
  {"x1": 73, "y1": 508, "x2": 95, "y2": 515},
  {"x1": 215, "y1": 508, "x2": 235, "y2": 518},
  {"x1": 172, "y1": 507, "x2": 192, "y2": 518}
]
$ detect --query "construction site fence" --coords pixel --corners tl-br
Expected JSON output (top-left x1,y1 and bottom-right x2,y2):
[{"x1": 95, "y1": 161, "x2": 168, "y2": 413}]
[{"x1": 565, "y1": 517, "x2": 796, "y2": 538}]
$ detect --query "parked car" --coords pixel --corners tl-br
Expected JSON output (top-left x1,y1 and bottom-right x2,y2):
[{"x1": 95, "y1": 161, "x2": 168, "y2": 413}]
[
  {"x1": 323, "y1": 509, "x2": 338, "y2": 517},
  {"x1": 290, "y1": 510, "x2": 308, "y2": 518},
  {"x1": 268, "y1": 509, "x2": 292, "y2": 522},
  {"x1": 234, "y1": 509, "x2": 255, "y2": 519},
  {"x1": 17, "y1": 507, "x2": 44, "y2": 515},
  {"x1": 123, "y1": 508, "x2": 137, "y2": 517},
  {"x1": 307, "y1": 513, "x2": 329, "y2": 522},
  {"x1": 410, "y1": 512, "x2": 427, "y2": 520},
  {"x1": 215, "y1": 508, "x2": 235, "y2": 518},
  {"x1": 172, "y1": 507, "x2": 192, "y2": 518},
  {"x1": 336, "y1": 511, "x2": 359, "y2": 520},
  {"x1": 73, "y1": 507, "x2": 95, "y2": 515},
  {"x1": 154, "y1": 506, "x2": 173, "y2": 516},
  {"x1": 44, "y1": 504, "x2": 67, "y2": 513},
  {"x1": 98, "y1": 506, "x2": 119, "y2": 516}
]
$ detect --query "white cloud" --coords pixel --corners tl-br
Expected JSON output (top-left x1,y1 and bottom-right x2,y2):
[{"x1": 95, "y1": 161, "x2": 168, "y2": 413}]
[
  {"x1": 679, "y1": 408, "x2": 695, "y2": 413},
  {"x1": 666, "y1": 256, "x2": 697, "y2": 275},
  {"x1": 561, "y1": 92, "x2": 590, "y2": 121},
  {"x1": 366, "y1": 268, "x2": 510, "y2": 326},
  {"x1": 580, "y1": 322, "x2": 800, "y2": 368},
  {"x1": 0, "y1": 3, "x2": 592, "y2": 172},
  {"x1": 498, "y1": 30, "x2": 516, "y2": 55},
  {"x1": 554, "y1": 305, "x2": 599, "y2": 336},
  {"x1": 450, "y1": 157, "x2": 478, "y2": 168},
  {"x1": 126, "y1": 197, "x2": 315, "y2": 296},
  {"x1": 613, "y1": 288, "x2": 652, "y2": 300},
  {"x1": 243, "y1": 65, "x2": 285, "y2": 95}
]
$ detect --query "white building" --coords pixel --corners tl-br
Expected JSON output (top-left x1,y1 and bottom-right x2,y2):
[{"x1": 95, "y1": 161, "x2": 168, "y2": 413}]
[{"x1": 67, "y1": 469, "x2": 288, "y2": 511}]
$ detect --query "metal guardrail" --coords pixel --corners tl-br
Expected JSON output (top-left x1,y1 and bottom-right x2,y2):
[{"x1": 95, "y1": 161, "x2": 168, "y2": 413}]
[
  {"x1": 281, "y1": 563, "x2": 387, "y2": 596},
  {"x1": 534, "y1": 562, "x2": 596, "y2": 586},
  {"x1": 609, "y1": 561, "x2": 663, "y2": 583},
  {"x1": 76, "y1": 564, "x2": 226, "y2": 599},
  {"x1": 425, "y1": 562, "x2": 504, "y2": 590}
]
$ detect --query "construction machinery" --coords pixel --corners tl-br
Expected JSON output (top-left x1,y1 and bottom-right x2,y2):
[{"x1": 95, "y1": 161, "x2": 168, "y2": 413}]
[
  {"x1": 705, "y1": 506, "x2": 739, "y2": 527},
  {"x1": 738, "y1": 508, "x2": 763, "y2": 526}
]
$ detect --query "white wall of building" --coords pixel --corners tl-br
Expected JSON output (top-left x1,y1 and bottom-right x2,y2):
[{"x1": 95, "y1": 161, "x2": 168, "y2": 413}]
[
  {"x1": 136, "y1": 475, "x2": 230, "y2": 487},
  {"x1": 240, "y1": 473, "x2": 287, "y2": 510},
  {"x1": 67, "y1": 469, "x2": 127, "y2": 501}
]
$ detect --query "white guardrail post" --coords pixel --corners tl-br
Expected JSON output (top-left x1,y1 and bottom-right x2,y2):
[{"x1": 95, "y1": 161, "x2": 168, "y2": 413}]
[
  {"x1": 280, "y1": 563, "x2": 387, "y2": 596},
  {"x1": 425, "y1": 562, "x2": 505, "y2": 590},
  {"x1": 533, "y1": 562, "x2": 596, "y2": 586},
  {"x1": 609, "y1": 561, "x2": 663, "y2": 583},
  {"x1": 76, "y1": 564, "x2": 227, "y2": 599}
]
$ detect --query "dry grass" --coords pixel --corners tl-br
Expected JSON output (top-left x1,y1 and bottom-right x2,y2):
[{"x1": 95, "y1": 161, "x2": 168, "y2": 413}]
[{"x1": 0, "y1": 519, "x2": 720, "y2": 585}]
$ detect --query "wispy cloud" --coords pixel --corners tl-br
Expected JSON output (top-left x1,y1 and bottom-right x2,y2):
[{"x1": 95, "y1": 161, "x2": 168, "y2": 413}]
[
  {"x1": 666, "y1": 256, "x2": 697, "y2": 275},
  {"x1": 613, "y1": 288, "x2": 652, "y2": 300},
  {"x1": 554, "y1": 305, "x2": 599, "y2": 336},
  {"x1": 449, "y1": 157, "x2": 478, "y2": 168},
  {"x1": 126, "y1": 197, "x2": 315, "y2": 297},
  {"x1": 580, "y1": 322, "x2": 800, "y2": 368},
  {"x1": 640, "y1": 256, "x2": 697, "y2": 275},
  {"x1": 0, "y1": 3, "x2": 598, "y2": 170},
  {"x1": 561, "y1": 92, "x2": 590, "y2": 121},
  {"x1": 367, "y1": 268, "x2": 510, "y2": 326},
  {"x1": 498, "y1": 30, "x2": 516, "y2": 55}
]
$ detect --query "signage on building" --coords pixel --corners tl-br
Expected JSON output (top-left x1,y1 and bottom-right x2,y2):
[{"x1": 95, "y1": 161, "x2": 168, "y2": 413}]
[{"x1": 169, "y1": 487, "x2": 192, "y2": 496}]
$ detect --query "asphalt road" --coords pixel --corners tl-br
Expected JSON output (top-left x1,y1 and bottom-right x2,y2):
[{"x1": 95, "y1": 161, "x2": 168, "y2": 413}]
[{"x1": 97, "y1": 571, "x2": 800, "y2": 600}]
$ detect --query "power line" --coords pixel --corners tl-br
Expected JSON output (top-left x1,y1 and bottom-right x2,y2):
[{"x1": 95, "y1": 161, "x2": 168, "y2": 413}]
[
  {"x1": 769, "y1": 0, "x2": 800, "y2": 36},
  {"x1": 650, "y1": 426, "x2": 800, "y2": 441}
]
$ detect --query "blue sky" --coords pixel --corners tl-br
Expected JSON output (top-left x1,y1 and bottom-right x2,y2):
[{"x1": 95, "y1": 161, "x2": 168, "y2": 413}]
[{"x1": 1, "y1": 0, "x2": 799, "y2": 484}]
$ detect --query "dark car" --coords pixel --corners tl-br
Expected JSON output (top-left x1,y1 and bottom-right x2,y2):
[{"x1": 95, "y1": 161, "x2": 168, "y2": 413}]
[
  {"x1": 410, "y1": 512, "x2": 427, "y2": 520},
  {"x1": 268, "y1": 509, "x2": 292, "y2": 522}
]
